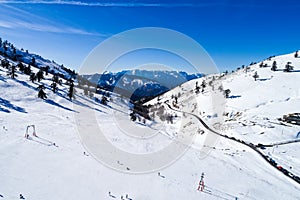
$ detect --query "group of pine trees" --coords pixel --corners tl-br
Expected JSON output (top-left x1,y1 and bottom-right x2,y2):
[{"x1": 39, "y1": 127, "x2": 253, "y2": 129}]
[
  {"x1": 0, "y1": 36, "x2": 115, "y2": 108},
  {"x1": 0, "y1": 57, "x2": 76, "y2": 100},
  {"x1": 269, "y1": 60, "x2": 294, "y2": 72},
  {"x1": 226, "y1": 50, "x2": 298, "y2": 76},
  {"x1": 145, "y1": 103, "x2": 176, "y2": 124},
  {"x1": 0, "y1": 36, "x2": 76, "y2": 101},
  {"x1": 195, "y1": 80, "x2": 206, "y2": 94}
]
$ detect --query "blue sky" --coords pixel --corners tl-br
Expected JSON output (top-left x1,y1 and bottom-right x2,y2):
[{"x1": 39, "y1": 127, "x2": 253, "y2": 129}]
[{"x1": 0, "y1": 0, "x2": 299, "y2": 73}]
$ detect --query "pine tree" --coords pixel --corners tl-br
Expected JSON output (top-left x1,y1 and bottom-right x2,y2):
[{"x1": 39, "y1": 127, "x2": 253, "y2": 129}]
[
  {"x1": 66, "y1": 78, "x2": 74, "y2": 86},
  {"x1": 224, "y1": 89, "x2": 231, "y2": 98},
  {"x1": 218, "y1": 85, "x2": 223, "y2": 92},
  {"x1": 68, "y1": 81, "x2": 74, "y2": 100},
  {"x1": 84, "y1": 88, "x2": 88, "y2": 96},
  {"x1": 89, "y1": 91, "x2": 94, "y2": 98},
  {"x1": 7, "y1": 65, "x2": 17, "y2": 79},
  {"x1": 45, "y1": 66, "x2": 50, "y2": 75},
  {"x1": 201, "y1": 80, "x2": 206, "y2": 93},
  {"x1": 31, "y1": 57, "x2": 36, "y2": 67},
  {"x1": 17, "y1": 62, "x2": 24, "y2": 72},
  {"x1": 259, "y1": 62, "x2": 264, "y2": 68},
  {"x1": 130, "y1": 112, "x2": 136, "y2": 121},
  {"x1": 284, "y1": 62, "x2": 294, "y2": 72},
  {"x1": 271, "y1": 61, "x2": 277, "y2": 71},
  {"x1": 36, "y1": 69, "x2": 44, "y2": 82},
  {"x1": 24, "y1": 65, "x2": 31, "y2": 75},
  {"x1": 101, "y1": 95, "x2": 108, "y2": 105},
  {"x1": 37, "y1": 85, "x2": 47, "y2": 99},
  {"x1": 52, "y1": 74, "x2": 62, "y2": 85},
  {"x1": 30, "y1": 73, "x2": 36, "y2": 83},
  {"x1": 50, "y1": 82, "x2": 58, "y2": 93},
  {"x1": 253, "y1": 71, "x2": 259, "y2": 81},
  {"x1": 1, "y1": 59, "x2": 9, "y2": 69},
  {"x1": 195, "y1": 81, "x2": 200, "y2": 94}
]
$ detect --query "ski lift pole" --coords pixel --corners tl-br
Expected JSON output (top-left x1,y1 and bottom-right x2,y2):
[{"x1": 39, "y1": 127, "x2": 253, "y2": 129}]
[
  {"x1": 25, "y1": 125, "x2": 36, "y2": 138},
  {"x1": 197, "y1": 172, "x2": 205, "y2": 191}
]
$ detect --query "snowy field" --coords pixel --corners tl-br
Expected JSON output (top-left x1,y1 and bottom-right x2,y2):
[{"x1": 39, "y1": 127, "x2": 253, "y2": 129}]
[{"x1": 1, "y1": 52, "x2": 300, "y2": 199}]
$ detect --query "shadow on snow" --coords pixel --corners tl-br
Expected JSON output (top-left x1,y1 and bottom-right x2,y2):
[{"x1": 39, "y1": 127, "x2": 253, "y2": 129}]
[{"x1": 0, "y1": 97, "x2": 27, "y2": 113}]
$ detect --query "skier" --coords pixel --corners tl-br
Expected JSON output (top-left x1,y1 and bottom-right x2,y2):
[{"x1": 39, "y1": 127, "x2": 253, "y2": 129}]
[
  {"x1": 19, "y1": 194, "x2": 25, "y2": 199},
  {"x1": 158, "y1": 172, "x2": 165, "y2": 178},
  {"x1": 108, "y1": 191, "x2": 116, "y2": 198}
]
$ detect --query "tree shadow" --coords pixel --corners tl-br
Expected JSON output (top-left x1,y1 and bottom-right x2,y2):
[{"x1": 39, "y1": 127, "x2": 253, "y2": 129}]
[
  {"x1": 229, "y1": 95, "x2": 241, "y2": 99},
  {"x1": 13, "y1": 78, "x2": 106, "y2": 114},
  {"x1": 0, "y1": 107, "x2": 10, "y2": 113},
  {"x1": 103, "y1": 104, "x2": 127, "y2": 115},
  {"x1": 0, "y1": 74, "x2": 7, "y2": 83},
  {"x1": 258, "y1": 78, "x2": 271, "y2": 81},
  {"x1": 275, "y1": 69, "x2": 300, "y2": 73},
  {"x1": 45, "y1": 99, "x2": 77, "y2": 113},
  {"x1": 72, "y1": 95, "x2": 108, "y2": 114},
  {"x1": 13, "y1": 79, "x2": 77, "y2": 112},
  {"x1": 0, "y1": 97, "x2": 27, "y2": 113},
  {"x1": 14, "y1": 79, "x2": 38, "y2": 91}
]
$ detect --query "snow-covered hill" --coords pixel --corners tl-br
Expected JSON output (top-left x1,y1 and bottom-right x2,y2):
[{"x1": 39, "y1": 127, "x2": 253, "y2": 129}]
[
  {"x1": 1, "y1": 51, "x2": 300, "y2": 200},
  {"x1": 0, "y1": 37, "x2": 76, "y2": 80}
]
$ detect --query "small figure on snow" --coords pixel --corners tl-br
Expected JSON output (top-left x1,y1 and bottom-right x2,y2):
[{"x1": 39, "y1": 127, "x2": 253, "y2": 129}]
[
  {"x1": 19, "y1": 194, "x2": 25, "y2": 199},
  {"x1": 108, "y1": 191, "x2": 116, "y2": 198},
  {"x1": 158, "y1": 172, "x2": 165, "y2": 178}
]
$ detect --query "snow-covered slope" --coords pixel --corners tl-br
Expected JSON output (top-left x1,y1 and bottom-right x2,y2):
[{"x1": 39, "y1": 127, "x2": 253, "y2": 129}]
[
  {"x1": 1, "y1": 52, "x2": 300, "y2": 200},
  {"x1": 222, "y1": 52, "x2": 300, "y2": 177},
  {"x1": 0, "y1": 38, "x2": 75, "y2": 79},
  {"x1": 144, "y1": 51, "x2": 300, "y2": 197}
]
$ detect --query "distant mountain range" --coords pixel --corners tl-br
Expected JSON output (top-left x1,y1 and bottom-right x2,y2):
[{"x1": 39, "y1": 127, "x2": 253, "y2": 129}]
[
  {"x1": 82, "y1": 70, "x2": 203, "y2": 102},
  {"x1": 0, "y1": 36, "x2": 203, "y2": 103}
]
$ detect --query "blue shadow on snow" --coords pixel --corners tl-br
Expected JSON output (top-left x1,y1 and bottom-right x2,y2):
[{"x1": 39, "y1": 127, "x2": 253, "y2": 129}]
[{"x1": 0, "y1": 97, "x2": 27, "y2": 113}]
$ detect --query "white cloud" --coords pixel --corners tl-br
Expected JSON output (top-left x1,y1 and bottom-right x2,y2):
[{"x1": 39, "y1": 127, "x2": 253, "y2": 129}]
[
  {"x1": 0, "y1": 21, "x2": 14, "y2": 28},
  {"x1": 0, "y1": 0, "x2": 219, "y2": 7},
  {"x1": 0, "y1": 4, "x2": 105, "y2": 36}
]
